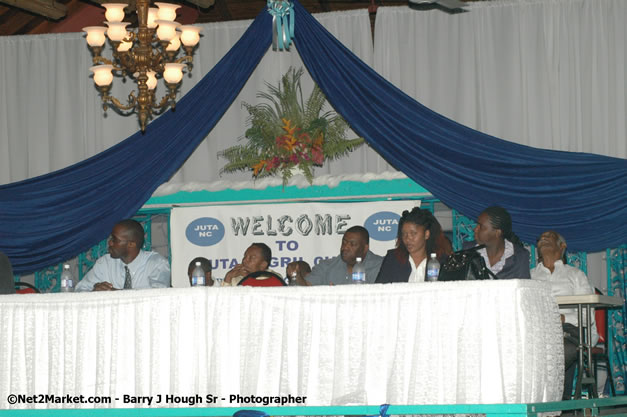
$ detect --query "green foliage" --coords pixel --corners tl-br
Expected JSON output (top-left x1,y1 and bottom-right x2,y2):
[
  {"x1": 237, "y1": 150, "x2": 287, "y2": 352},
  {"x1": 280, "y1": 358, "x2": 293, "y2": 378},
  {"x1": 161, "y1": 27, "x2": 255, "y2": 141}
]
[{"x1": 218, "y1": 67, "x2": 364, "y2": 186}]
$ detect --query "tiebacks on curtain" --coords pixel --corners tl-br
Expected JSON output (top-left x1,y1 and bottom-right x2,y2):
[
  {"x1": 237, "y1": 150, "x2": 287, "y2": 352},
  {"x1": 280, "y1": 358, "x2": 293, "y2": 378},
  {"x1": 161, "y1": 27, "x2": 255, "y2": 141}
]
[{"x1": 267, "y1": 0, "x2": 294, "y2": 50}]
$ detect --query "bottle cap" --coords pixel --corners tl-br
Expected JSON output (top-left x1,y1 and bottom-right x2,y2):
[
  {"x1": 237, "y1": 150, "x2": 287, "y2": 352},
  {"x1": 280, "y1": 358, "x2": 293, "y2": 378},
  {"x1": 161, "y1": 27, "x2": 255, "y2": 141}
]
[
  {"x1": 430, "y1": 253, "x2": 436, "y2": 258},
  {"x1": 356, "y1": 257, "x2": 362, "y2": 262}
]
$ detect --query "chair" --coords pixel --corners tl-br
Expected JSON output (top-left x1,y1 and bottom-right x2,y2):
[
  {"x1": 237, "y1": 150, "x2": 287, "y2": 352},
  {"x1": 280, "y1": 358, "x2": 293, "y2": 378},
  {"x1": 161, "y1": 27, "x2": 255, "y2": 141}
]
[
  {"x1": 14, "y1": 281, "x2": 40, "y2": 294},
  {"x1": 238, "y1": 271, "x2": 287, "y2": 287},
  {"x1": 591, "y1": 288, "x2": 615, "y2": 396}
]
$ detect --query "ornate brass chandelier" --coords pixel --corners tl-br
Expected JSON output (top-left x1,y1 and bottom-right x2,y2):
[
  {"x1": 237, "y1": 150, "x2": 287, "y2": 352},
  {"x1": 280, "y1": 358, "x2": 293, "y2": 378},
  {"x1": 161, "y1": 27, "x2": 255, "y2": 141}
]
[{"x1": 83, "y1": 1, "x2": 201, "y2": 132}]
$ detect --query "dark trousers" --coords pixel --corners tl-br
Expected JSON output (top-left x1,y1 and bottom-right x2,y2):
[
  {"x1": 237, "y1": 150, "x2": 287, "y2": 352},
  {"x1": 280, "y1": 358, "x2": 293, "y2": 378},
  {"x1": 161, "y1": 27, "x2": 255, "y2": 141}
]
[{"x1": 563, "y1": 323, "x2": 579, "y2": 400}]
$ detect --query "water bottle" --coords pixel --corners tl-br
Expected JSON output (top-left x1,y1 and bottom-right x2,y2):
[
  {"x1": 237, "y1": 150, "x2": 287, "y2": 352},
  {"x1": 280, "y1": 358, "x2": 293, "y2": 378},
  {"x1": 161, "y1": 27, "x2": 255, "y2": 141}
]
[
  {"x1": 191, "y1": 261, "x2": 205, "y2": 286},
  {"x1": 60, "y1": 263, "x2": 74, "y2": 292},
  {"x1": 426, "y1": 253, "x2": 440, "y2": 282},
  {"x1": 289, "y1": 271, "x2": 298, "y2": 286},
  {"x1": 351, "y1": 257, "x2": 366, "y2": 284}
]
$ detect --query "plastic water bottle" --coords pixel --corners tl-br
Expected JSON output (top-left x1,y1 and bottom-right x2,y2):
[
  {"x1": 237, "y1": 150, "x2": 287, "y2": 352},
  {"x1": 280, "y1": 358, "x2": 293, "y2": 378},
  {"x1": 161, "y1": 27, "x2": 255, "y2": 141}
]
[
  {"x1": 60, "y1": 263, "x2": 74, "y2": 292},
  {"x1": 351, "y1": 257, "x2": 366, "y2": 284},
  {"x1": 191, "y1": 261, "x2": 205, "y2": 286},
  {"x1": 426, "y1": 253, "x2": 440, "y2": 282},
  {"x1": 289, "y1": 271, "x2": 298, "y2": 286}
]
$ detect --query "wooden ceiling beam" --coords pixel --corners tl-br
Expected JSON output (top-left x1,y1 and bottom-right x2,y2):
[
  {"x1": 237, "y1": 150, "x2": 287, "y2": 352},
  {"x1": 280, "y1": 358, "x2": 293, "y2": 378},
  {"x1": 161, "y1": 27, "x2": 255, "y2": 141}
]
[
  {"x1": 187, "y1": 0, "x2": 215, "y2": 8},
  {"x1": 0, "y1": 0, "x2": 67, "y2": 19}
]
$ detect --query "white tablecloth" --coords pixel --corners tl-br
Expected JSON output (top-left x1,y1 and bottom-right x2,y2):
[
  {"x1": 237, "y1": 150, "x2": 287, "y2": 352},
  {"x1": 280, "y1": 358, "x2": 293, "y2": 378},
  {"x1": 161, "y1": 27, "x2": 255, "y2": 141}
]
[{"x1": 0, "y1": 280, "x2": 564, "y2": 409}]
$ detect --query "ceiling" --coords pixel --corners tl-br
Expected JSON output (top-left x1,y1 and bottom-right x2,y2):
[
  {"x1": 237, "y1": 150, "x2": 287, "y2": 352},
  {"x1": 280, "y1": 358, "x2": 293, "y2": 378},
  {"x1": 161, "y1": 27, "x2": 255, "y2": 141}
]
[{"x1": 0, "y1": 0, "x2": 412, "y2": 37}]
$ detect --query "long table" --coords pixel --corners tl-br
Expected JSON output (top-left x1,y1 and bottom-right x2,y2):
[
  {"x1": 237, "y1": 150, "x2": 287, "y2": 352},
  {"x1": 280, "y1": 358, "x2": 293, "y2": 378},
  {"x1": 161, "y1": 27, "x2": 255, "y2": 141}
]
[{"x1": 0, "y1": 280, "x2": 563, "y2": 410}]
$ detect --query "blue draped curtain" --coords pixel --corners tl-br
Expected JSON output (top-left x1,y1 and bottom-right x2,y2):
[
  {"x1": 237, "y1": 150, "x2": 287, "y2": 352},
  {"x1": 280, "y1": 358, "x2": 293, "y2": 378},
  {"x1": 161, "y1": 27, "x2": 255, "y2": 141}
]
[
  {"x1": 1, "y1": 1, "x2": 625, "y2": 274},
  {"x1": 292, "y1": 0, "x2": 627, "y2": 252},
  {"x1": 0, "y1": 10, "x2": 272, "y2": 274}
]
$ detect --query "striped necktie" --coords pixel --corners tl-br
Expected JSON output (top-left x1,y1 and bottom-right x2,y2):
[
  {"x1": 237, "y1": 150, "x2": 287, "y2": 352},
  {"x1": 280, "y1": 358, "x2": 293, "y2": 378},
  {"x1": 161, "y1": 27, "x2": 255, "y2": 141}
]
[{"x1": 124, "y1": 265, "x2": 132, "y2": 289}]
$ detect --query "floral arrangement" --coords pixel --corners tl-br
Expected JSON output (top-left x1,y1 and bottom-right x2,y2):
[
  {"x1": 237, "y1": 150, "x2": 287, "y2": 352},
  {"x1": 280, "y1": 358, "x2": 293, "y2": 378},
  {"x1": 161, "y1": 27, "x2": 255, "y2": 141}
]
[{"x1": 218, "y1": 67, "x2": 364, "y2": 185}]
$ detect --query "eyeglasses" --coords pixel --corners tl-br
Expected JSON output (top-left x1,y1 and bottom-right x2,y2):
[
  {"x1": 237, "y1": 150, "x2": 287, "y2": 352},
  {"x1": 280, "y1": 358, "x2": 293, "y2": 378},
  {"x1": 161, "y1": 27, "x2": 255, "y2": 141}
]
[{"x1": 108, "y1": 234, "x2": 128, "y2": 245}]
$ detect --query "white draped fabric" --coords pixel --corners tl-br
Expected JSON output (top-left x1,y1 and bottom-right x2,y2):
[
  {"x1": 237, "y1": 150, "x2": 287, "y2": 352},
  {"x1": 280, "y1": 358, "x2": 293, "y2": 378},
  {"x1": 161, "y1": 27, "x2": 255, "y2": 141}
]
[
  {"x1": 374, "y1": 0, "x2": 627, "y2": 159},
  {"x1": 1, "y1": 0, "x2": 625, "y2": 188},
  {"x1": 0, "y1": 280, "x2": 563, "y2": 409},
  {"x1": 0, "y1": 10, "x2": 391, "y2": 186}
]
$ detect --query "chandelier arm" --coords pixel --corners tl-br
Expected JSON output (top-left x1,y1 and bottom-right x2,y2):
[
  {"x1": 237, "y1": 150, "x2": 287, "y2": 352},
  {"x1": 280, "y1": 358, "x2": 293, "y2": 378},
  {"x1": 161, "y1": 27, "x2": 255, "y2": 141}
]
[
  {"x1": 150, "y1": 84, "x2": 178, "y2": 113},
  {"x1": 113, "y1": 51, "x2": 138, "y2": 76},
  {"x1": 93, "y1": 56, "x2": 114, "y2": 66},
  {"x1": 105, "y1": 92, "x2": 139, "y2": 112},
  {"x1": 123, "y1": 32, "x2": 137, "y2": 44}
]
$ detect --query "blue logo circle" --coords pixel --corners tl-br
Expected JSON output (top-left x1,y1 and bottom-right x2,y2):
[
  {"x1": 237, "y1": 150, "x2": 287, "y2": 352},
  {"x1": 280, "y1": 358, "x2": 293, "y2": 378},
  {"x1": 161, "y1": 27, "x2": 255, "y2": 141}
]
[
  {"x1": 364, "y1": 211, "x2": 400, "y2": 241},
  {"x1": 185, "y1": 217, "x2": 225, "y2": 246}
]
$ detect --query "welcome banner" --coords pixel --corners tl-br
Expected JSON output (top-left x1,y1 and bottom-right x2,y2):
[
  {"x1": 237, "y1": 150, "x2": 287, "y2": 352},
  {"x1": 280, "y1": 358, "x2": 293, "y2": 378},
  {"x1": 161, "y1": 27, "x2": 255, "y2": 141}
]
[{"x1": 170, "y1": 200, "x2": 419, "y2": 287}]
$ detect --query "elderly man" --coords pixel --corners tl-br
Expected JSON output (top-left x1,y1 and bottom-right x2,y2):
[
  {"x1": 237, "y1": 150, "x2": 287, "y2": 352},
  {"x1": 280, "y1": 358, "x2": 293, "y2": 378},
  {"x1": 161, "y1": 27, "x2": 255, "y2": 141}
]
[
  {"x1": 293, "y1": 225, "x2": 383, "y2": 286},
  {"x1": 531, "y1": 230, "x2": 598, "y2": 400},
  {"x1": 224, "y1": 243, "x2": 283, "y2": 286},
  {"x1": 75, "y1": 219, "x2": 170, "y2": 291}
]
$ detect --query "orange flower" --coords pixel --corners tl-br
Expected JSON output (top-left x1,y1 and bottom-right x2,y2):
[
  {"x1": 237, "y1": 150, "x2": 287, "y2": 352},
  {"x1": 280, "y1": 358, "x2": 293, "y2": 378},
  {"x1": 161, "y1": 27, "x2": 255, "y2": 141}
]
[
  {"x1": 282, "y1": 135, "x2": 297, "y2": 152},
  {"x1": 281, "y1": 118, "x2": 297, "y2": 136},
  {"x1": 252, "y1": 160, "x2": 266, "y2": 176},
  {"x1": 313, "y1": 133, "x2": 324, "y2": 147}
]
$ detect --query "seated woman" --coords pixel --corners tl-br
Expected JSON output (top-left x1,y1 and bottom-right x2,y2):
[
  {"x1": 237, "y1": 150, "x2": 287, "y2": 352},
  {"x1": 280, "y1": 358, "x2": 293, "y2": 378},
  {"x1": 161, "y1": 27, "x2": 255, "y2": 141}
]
[
  {"x1": 375, "y1": 207, "x2": 446, "y2": 283},
  {"x1": 464, "y1": 206, "x2": 530, "y2": 279}
]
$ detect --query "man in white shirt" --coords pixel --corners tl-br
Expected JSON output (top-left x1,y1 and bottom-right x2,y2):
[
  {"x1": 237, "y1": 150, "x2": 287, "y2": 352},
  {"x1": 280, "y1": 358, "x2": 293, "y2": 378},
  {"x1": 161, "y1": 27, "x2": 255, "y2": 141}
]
[
  {"x1": 75, "y1": 219, "x2": 170, "y2": 291},
  {"x1": 531, "y1": 230, "x2": 597, "y2": 400}
]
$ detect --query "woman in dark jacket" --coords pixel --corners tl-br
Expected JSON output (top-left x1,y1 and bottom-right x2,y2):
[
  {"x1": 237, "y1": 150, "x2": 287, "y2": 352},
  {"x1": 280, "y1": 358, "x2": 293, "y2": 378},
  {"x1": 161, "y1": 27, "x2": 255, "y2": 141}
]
[
  {"x1": 463, "y1": 206, "x2": 530, "y2": 279},
  {"x1": 0, "y1": 252, "x2": 15, "y2": 295},
  {"x1": 376, "y1": 207, "x2": 447, "y2": 283}
]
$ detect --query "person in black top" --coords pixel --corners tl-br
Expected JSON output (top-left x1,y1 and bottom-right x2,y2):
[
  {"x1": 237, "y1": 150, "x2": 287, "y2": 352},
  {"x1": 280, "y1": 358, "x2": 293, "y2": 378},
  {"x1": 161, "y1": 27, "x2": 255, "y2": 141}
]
[
  {"x1": 0, "y1": 252, "x2": 16, "y2": 295},
  {"x1": 463, "y1": 206, "x2": 530, "y2": 279},
  {"x1": 376, "y1": 207, "x2": 447, "y2": 283}
]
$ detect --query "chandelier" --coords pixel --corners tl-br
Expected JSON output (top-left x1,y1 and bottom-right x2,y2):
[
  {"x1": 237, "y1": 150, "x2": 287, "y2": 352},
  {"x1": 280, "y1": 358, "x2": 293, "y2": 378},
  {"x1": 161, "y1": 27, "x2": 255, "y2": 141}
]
[{"x1": 83, "y1": 1, "x2": 201, "y2": 132}]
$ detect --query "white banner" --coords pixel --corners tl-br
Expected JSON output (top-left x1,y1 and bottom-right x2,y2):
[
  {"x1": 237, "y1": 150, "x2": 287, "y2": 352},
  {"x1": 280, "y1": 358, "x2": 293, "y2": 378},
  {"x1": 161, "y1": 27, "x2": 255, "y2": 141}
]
[{"x1": 170, "y1": 200, "x2": 419, "y2": 287}]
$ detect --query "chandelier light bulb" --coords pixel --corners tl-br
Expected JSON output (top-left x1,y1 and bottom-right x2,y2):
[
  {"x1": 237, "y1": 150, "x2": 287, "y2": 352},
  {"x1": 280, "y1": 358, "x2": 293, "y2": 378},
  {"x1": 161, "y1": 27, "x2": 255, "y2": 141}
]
[
  {"x1": 155, "y1": 2, "x2": 181, "y2": 22},
  {"x1": 147, "y1": 8, "x2": 159, "y2": 29},
  {"x1": 102, "y1": 3, "x2": 126, "y2": 22},
  {"x1": 117, "y1": 36, "x2": 133, "y2": 52},
  {"x1": 146, "y1": 71, "x2": 158, "y2": 90},
  {"x1": 155, "y1": 20, "x2": 180, "y2": 42},
  {"x1": 166, "y1": 34, "x2": 181, "y2": 51},
  {"x1": 83, "y1": 26, "x2": 107, "y2": 47},
  {"x1": 105, "y1": 22, "x2": 130, "y2": 42},
  {"x1": 179, "y1": 26, "x2": 202, "y2": 47},
  {"x1": 163, "y1": 63, "x2": 185, "y2": 84},
  {"x1": 90, "y1": 65, "x2": 114, "y2": 87}
]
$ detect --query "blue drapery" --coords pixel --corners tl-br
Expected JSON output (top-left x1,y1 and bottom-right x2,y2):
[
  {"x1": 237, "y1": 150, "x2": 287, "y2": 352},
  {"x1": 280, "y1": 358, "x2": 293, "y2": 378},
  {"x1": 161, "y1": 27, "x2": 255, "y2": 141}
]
[
  {"x1": 292, "y1": 0, "x2": 627, "y2": 252},
  {"x1": 0, "y1": 9, "x2": 273, "y2": 274},
  {"x1": 1, "y1": 1, "x2": 625, "y2": 274}
]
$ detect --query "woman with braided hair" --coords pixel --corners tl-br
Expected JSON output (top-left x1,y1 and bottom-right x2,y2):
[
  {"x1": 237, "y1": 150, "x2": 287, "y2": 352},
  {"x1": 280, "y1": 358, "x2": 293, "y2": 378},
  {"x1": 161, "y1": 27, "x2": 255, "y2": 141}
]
[
  {"x1": 464, "y1": 206, "x2": 530, "y2": 279},
  {"x1": 375, "y1": 207, "x2": 449, "y2": 283}
]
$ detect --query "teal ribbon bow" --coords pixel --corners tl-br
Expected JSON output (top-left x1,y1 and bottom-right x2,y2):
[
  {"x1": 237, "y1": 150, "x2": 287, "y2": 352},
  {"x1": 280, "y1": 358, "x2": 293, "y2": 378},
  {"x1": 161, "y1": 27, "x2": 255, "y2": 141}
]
[{"x1": 267, "y1": 0, "x2": 294, "y2": 51}]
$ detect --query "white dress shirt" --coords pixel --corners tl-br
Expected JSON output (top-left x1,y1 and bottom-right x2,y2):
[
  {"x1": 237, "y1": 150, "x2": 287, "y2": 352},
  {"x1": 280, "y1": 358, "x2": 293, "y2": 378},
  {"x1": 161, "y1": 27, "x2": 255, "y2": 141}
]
[
  {"x1": 408, "y1": 257, "x2": 427, "y2": 283},
  {"x1": 478, "y1": 239, "x2": 514, "y2": 275},
  {"x1": 75, "y1": 250, "x2": 170, "y2": 291},
  {"x1": 531, "y1": 260, "x2": 598, "y2": 344}
]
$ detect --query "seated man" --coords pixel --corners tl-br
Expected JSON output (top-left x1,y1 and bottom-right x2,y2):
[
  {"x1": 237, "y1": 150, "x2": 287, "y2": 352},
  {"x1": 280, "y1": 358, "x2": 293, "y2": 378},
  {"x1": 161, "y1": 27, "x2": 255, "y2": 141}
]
[
  {"x1": 224, "y1": 243, "x2": 283, "y2": 286},
  {"x1": 187, "y1": 257, "x2": 213, "y2": 287},
  {"x1": 296, "y1": 225, "x2": 383, "y2": 286},
  {"x1": 531, "y1": 230, "x2": 598, "y2": 400},
  {"x1": 75, "y1": 219, "x2": 170, "y2": 291}
]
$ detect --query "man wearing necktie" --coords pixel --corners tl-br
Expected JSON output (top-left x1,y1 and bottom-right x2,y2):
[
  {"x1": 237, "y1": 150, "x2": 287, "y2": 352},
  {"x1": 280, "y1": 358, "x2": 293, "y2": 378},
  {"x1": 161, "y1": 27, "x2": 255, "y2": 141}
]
[{"x1": 75, "y1": 219, "x2": 170, "y2": 291}]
